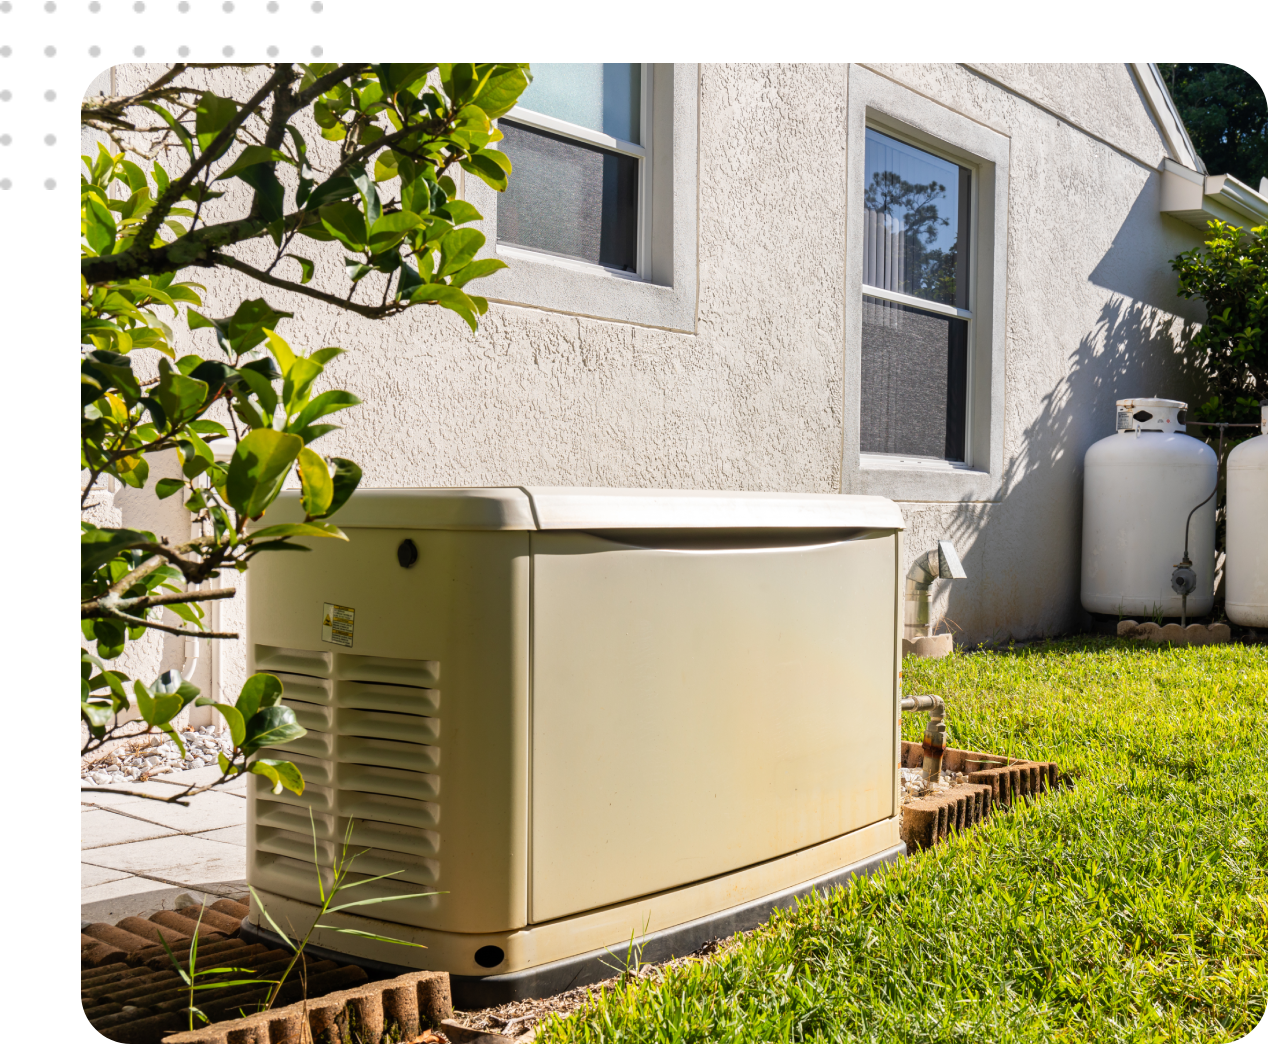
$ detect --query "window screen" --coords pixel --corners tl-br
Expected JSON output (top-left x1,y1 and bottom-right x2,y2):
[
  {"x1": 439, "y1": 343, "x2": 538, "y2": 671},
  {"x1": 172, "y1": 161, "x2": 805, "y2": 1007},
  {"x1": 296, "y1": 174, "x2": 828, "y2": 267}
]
[
  {"x1": 859, "y1": 298, "x2": 968, "y2": 462},
  {"x1": 497, "y1": 121, "x2": 639, "y2": 271},
  {"x1": 861, "y1": 128, "x2": 972, "y2": 462},
  {"x1": 496, "y1": 64, "x2": 643, "y2": 273}
]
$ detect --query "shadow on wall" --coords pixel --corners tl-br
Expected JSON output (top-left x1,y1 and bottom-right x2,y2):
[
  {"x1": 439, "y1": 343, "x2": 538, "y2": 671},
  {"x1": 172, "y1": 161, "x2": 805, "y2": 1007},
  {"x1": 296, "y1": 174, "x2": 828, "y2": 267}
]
[{"x1": 937, "y1": 295, "x2": 1204, "y2": 646}]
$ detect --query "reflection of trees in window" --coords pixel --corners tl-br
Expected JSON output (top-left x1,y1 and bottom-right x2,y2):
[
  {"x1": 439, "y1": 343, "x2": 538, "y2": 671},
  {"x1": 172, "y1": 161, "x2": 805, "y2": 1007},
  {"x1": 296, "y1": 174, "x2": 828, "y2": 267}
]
[{"x1": 864, "y1": 170, "x2": 958, "y2": 306}]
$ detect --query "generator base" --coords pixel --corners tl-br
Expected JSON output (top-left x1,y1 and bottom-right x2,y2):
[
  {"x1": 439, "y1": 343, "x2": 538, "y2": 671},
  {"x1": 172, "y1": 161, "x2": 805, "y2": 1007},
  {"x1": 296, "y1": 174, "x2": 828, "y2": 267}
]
[{"x1": 243, "y1": 841, "x2": 905, "y2": 1007}]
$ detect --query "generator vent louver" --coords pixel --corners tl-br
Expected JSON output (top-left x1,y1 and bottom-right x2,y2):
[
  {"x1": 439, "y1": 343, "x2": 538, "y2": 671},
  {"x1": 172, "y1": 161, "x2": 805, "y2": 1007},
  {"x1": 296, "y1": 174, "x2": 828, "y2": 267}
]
[{"x1": 249, "y1": 646, "x2": 443, "y2": 928}]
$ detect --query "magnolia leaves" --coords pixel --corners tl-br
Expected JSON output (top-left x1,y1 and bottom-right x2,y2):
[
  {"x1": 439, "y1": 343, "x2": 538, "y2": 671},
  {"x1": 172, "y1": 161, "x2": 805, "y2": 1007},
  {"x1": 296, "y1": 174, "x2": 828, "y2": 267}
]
[{"x1": 194, "y1": 672, "x2": 308, "y2": 795}]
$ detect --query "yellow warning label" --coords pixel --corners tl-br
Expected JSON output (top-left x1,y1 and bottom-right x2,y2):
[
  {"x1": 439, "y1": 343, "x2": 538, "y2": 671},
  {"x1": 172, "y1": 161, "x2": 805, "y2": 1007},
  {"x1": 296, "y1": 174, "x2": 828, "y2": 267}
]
[{"x1": 322, "y1": 602, "x2": 355, "y2": 647}]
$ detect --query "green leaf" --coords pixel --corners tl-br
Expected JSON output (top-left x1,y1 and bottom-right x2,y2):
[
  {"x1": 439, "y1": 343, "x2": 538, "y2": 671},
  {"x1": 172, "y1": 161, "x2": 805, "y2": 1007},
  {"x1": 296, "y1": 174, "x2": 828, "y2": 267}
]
[
  {"x1": 118, "y1": 160, "x2": 147, "y2": 193},
  {"x1": 324, "y1": 889, "x2": 441, "y2": 913},
  {"x1": 409, "y1": 284, "x2": 479, "y2": 332},
  {"x1": 249, "y1": 521, "x2": 347, "y2": 540},
  {"x1": 235, "y1": 672, "x2": 284, "y2": 722},
  {"x1": 160, "y1": 723, "x2": 187, "y2": 759},
  {"x1": 304, "y1": 175, "x2": 358, "y2": 211},
  {"x1": 459, "y1": 150, "x2": 512, "y2": 192},
  {"x1": 215, "y1": 145, "x2": 290, "y2": 181},
  {"x1": 225, "y1": 428, "x2": 303, "y2": 518},
  {"x1": 82, "y1": 698, "x2": 116, "y2": 728},
  {"x1": 285, "y1": 254, "x2": 315, "y2": 284},
  {"x1": 374, "y1": 150, "x2": 401, "y2": 183},
  {"x1": 349, "y1": 164, "x2": 382, "y2": 225},
  {"x1": 243, "y1": 705, "x2": 306, "y2": 753},
  {"x1": 154, "y1": 370, "x2": 210, "y2": 430},
  {"x1": 298, "y1": 447, "x2": 334, "y2": 518},
  {"x1": 263, "y1": 328, "x2": 296, "y2": 376},
  {"x1": 367, "y1": 211, "x2": 424, "y2": 254},
  {"x1": 448, "y1": 257, "x2": 508, "y2": 288},
  {"x1": 318, "y1": 201, "x2": 368, "y2": 251},
  {"x1": 290, "y1": 389, "x2": 361, "y2": 433},
  {"x1": 437, "y1": 199, "x2": 483, "y2": 225},
  {"x1": 141, "y1": 102, "x2": 195, "y2": 163},
  {"x1": 475, "y1": 65, "x2": 532, "y2": 119},
  {"x1": 438, "y1": 228, "x2": 486, "y2": 276},
  {"x1": 309, "y1": 347, "x2": 345, "y2": 367},
  {"x1": 326, "y1": 458, "x2": 362, "y2": 517},
  {"x1": 283, "y1": 357, "x2": 322, "y2": 418},
  {"x1": 209, "y1": 703, "x2": 246, "y2": 747},
  {"x1": 237, "y1": 163, "x2": 286, "y2": 223},
  {"x1": 194, "y1": 92, "x2": 239, "y2": 157},
  {"x1": 237, "y1": 364, "x2": 279, "y2": 420},
  {"x1": 247, "y1": 885, "x2": 297, "y2": 952},
  {"x1": 249, "y1": 758, "x2": 304, "y2": 795},
  {"x1": 315, "y1": 926, "x2": 429, "y2": 948},
  {"x1": 81, "y1": 527, "x2": 155, "y2": 581}
]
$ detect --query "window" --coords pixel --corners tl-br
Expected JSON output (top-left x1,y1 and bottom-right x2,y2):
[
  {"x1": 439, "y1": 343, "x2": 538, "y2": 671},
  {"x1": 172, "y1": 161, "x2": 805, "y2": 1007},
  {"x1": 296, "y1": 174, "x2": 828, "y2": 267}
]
[
  {"x1": 497, "y1": 64, "x2": 645, "y2": 274},
  {"x1": 461, "y1": 64, "x2": 699, "y2": 333},
  {"x1": 842, "y1": 66, "x2": 1010, "y2": 503},
  {"x1": 860, "y1": 129, "x2": 972, "y2": 463}
]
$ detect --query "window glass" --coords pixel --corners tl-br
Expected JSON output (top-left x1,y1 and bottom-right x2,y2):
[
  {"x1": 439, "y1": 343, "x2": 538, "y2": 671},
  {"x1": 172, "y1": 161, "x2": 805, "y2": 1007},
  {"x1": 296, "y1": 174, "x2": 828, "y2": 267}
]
[
  {"x1": 860, "y1": 298, "x2": 968, "y2": 461},
  {"x1": 863, "y1": 129, "x2": 970, "y2": 309},
  {"x1": 497, "y1": 120, "x2": 639, "y2": 271},
  {"x1": 516, "y1": 63, "x2": 642, "y2": 144}
]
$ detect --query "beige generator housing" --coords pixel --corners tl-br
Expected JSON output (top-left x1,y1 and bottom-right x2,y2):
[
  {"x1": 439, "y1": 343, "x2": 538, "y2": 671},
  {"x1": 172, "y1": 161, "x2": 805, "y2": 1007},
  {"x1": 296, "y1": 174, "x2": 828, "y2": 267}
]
[{"x1": 243, "y1": 487, "x2": 907, "y2": 1002}]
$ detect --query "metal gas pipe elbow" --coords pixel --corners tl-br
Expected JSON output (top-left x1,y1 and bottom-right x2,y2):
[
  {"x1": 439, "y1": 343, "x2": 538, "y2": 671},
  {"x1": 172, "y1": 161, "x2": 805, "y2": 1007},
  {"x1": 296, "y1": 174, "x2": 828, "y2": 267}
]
[
  {"x1": 904, "y1": 541, "x2": 967, "y2": 640},
  {"x1": 900, "y1": 693, "x2": 947, "y2": 781}
]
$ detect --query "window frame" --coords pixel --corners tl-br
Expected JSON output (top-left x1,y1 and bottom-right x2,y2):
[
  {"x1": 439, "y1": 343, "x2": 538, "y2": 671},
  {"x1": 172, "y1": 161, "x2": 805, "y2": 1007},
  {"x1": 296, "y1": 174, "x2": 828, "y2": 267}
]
[
  {"x1": 497, "y1": 64, "x2": 653, "y2": 277},
  {"x1": 461, "y1": 63, "x2": 699, "y2": 333},
  {"x1": 842, "y1": 65, "x2": 1010, "y2": 503},
  {"x1": 860, "y1": 125, "x2": 976, "y2": 466}
]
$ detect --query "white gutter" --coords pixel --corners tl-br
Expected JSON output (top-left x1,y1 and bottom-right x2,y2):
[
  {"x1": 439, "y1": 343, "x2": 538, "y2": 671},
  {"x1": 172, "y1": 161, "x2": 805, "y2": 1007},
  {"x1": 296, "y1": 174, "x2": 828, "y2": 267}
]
[{"x1": 1159, "y1": 159, "x2": 1268, "y2": 230}]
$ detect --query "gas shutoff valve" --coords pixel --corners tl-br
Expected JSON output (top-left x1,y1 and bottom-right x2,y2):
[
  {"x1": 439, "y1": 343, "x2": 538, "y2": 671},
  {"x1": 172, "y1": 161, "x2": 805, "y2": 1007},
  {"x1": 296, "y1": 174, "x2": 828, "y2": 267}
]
[{"x1": 1171, "y1": 557, "x2": 1198, "y2": 596}]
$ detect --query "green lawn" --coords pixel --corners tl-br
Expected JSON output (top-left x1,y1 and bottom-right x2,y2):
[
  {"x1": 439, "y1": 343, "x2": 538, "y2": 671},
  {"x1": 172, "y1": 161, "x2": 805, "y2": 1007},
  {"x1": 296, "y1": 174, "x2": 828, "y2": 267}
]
[{"x1": 539, "y1": 638, "x2": 1268, "y2": 1043}]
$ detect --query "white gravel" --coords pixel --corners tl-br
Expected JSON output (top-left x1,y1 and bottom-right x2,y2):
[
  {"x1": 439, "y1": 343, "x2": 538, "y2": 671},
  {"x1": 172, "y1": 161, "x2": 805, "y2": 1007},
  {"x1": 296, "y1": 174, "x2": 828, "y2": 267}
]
[
  {"x1": 899, "y1": 765, "x2": 970, "y2": 804},
  {"x1": 81, "y1": 726, "x2": 236, "y2": 786}
]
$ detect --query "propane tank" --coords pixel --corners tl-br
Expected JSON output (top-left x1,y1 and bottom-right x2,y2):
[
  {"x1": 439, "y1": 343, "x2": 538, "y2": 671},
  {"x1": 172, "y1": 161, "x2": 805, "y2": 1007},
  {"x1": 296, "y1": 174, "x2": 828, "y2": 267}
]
[
  {"x1": 1225, "y1": 401, "x2": 1268, "y2": 627},
  {"x1": 1081, "y1": 397, "x2": 1217, "y2": 618}
]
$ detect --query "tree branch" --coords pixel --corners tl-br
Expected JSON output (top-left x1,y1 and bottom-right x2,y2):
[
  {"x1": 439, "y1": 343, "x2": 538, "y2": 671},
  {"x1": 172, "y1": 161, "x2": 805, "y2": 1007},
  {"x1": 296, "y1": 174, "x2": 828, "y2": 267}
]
[
  {"x1": 83, "y1": 586, "x2": 237, "y2": 618},
  {"x1": 127, "y1": 65, "x2": 298, "y2": 270},
  {"x1": 294, "y1": 64, "x2": 370, "y2": 110},
  {"x1": 95, "y1": 605, "x2": 240, "y2": 639},
  {"x1": 215, "y1": 253, "x2": 415, "y2": 319},
  {"x1": 81, "y1": 787, "x2": 192, "y2": 806}
]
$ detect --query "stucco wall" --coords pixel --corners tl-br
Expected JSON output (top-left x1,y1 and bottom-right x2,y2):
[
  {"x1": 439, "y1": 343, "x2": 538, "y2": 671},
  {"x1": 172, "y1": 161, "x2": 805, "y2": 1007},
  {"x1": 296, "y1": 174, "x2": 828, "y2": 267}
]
[{"x1": 90, "y1": 63, "x2": 1213, "y2": 697}]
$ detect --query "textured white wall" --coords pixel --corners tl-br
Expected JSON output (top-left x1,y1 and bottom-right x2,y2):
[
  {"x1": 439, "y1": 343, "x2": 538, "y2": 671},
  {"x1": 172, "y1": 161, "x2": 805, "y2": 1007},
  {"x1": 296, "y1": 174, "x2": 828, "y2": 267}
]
[{"x1": 88, "y1": 63, "x2": 1213, "y2": 684}]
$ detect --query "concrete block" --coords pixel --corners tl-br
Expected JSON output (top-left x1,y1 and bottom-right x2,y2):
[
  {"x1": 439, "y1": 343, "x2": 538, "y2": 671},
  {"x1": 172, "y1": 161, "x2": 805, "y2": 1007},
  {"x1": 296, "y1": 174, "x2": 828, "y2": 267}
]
[
  {"x1": 901, "y1": 633, "x2": 954, "y2": 659},
  {"x1": 82, "y1": 809, "x2": 179, "y2": 850},
  {"x1": 98, "y1": 790, "x2": 249, "y2": 834},
  {"x1": 83, "y1": 833, "x2": 246, "y2": 885}
]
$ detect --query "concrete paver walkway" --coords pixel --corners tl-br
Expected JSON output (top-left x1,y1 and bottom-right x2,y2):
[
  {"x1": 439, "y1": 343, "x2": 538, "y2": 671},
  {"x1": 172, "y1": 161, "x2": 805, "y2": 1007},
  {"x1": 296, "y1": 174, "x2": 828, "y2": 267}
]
[{"x1": 80, "y1": 766, "x2": 249, "y2": 922}]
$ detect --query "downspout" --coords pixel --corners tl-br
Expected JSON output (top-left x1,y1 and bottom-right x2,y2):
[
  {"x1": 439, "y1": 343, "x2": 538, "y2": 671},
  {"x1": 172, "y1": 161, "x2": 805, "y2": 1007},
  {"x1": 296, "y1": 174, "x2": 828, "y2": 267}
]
[
  {"x1": 900, "y1": 693, "x2": 946, "y2": 781},
  {"x1": 904, "y1": 540, "x2": 967, "y2": 640}
]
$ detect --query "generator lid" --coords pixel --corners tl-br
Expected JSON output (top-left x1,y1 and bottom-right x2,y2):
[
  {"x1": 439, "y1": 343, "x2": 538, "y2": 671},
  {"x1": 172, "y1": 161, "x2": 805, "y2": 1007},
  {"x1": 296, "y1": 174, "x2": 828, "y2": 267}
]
[{"x1": 270, "y1": 486, "x2": 904, "y2": 532}]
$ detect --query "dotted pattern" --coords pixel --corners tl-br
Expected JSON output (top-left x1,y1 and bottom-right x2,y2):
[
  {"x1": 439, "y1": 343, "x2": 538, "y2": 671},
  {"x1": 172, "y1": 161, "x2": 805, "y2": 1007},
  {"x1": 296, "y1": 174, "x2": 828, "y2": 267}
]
[{"x1": 0, "y1": 1, "x2": 329, "y2": 193}]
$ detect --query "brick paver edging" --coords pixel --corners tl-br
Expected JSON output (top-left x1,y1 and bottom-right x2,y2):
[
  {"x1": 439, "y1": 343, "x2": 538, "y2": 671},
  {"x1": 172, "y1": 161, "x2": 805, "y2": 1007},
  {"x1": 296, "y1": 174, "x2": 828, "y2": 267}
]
[
  {"x1": 898, "y1": 740, "x2": 1063, "y2": 850},
  {"x1": 160, "y1": 969, "x2": 452, "y2": 1044}
]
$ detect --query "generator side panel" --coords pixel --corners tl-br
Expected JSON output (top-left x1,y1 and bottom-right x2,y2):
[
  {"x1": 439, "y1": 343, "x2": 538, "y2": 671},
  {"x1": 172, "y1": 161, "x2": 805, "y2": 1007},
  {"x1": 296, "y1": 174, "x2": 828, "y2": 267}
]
[
  {"x1": 529, "y1": 529, "x2": 899, "y2": 924},
  {"x1": 245, "y1": 528, "x2": 531, "y2": 936}
]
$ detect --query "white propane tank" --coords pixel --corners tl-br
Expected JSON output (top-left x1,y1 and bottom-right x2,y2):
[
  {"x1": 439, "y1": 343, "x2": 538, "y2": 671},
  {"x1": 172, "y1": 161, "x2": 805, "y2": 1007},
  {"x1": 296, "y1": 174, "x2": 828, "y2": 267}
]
[
  {"x1": 1225, "y1": 401, "x2": 1268, "y2": 627},
  {"x1": 1082, "y1": 397, "x2": 1217, "y2": 618}
]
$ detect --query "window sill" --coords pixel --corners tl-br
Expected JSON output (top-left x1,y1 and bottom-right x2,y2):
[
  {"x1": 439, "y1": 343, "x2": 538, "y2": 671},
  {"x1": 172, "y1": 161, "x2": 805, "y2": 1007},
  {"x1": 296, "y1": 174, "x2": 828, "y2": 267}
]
[
  {"x1": 495, "y1": 242, "x2": 646, "y2": 283},
  {"x1": 860, "y1": 453, "x2": 982, "y2": 474}
]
